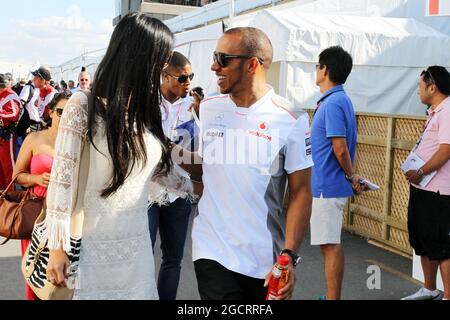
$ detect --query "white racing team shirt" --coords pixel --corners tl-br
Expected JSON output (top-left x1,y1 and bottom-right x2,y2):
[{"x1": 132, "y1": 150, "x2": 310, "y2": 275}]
[
  {"x1": 19, "y1": 84, "x2": 40, "y2": 122},
  {"x1": 160, "y1": 95, "x2": 193, "y2": 203},
  {"x1": 160, "y1": 95, "x2": 193, "y2": 142},
  {"x1": 35, "y1": 86, "x2": 56, "y2": 118},
  {"x1": 193, "y1": 88, "x2": 313, "y2": 279}
]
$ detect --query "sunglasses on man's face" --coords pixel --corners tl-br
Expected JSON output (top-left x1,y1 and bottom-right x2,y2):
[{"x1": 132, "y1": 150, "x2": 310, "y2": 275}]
[
  {"x1": 421, "y1": 68, "x2": 436, "y2": 85},
  {"x1": 33, "y1": 72, "x2": 45, "y2": 81},
  {"x1": 56, "y1": 108, "x2": 64, "y2": 117},
  {"x1": 213, "y1": 51, "x2": 264, "y2": 68},
  {"x1": 315, "y1": 64, "x2": 325, "y2": 70},
  {"x1": 166, "y1": 72, "x2": 194, "y2": 84}
]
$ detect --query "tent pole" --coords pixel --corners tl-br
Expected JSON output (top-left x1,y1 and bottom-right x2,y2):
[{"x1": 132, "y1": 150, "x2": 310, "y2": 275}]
[
  {"x1": 279, "y1": 61, "x2": 288, "y2": 97},
  {"x1": 229, "y1": 0, "x2": 235, "y2": 22}
]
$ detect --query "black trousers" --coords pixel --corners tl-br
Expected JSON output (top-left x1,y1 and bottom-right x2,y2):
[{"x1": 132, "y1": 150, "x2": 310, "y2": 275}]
[
  {"x1": 408, "y1": 185, "x2": 450, "y2": 261},
  {"x1": 194, "y1": 259, "x2": 267, "y2": 300}
]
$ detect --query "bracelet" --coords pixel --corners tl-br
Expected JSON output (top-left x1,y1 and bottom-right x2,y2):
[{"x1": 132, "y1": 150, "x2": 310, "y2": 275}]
[
  {"x1": 417, "y1": 168, "x2": 424, "y2": 177},
  {"x1": 345, "y1": 173, "x2": 355, "y2": 181}
]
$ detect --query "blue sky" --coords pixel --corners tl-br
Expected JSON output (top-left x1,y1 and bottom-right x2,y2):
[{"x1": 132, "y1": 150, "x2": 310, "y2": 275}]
[{"x1": 0, "y1": 0, "x2": 116, "y2": 67}]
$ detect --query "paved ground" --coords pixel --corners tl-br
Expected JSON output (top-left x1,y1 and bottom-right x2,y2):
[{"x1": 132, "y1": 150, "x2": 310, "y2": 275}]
[{"x1": 0, "y1": 208, "x2": 421, "y2": 300}]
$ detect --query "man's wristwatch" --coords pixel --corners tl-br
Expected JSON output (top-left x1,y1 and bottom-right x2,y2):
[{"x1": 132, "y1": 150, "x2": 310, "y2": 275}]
[
  {"x1": 280, "y1": 249, "x2": 301, "y2": 267},
  {"x1": 417, "y1": 168, "x2": 424, "y2": 177}
]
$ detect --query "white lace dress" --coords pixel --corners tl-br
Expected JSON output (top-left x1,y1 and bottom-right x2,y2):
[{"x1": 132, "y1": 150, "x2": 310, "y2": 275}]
[{"x1": 45, "y1": 92, "x2": 190, "y2": 300}]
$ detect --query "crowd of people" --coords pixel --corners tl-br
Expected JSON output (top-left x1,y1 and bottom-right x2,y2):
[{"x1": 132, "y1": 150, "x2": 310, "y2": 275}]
[{"x1": 0, "y1": 12, "x2": 449, "y2": 301}]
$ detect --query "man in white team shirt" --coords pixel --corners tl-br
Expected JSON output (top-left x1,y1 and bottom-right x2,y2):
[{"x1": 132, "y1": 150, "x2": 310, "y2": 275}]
[
  {"x1": 148, "y1": 51, "x2": 195, "y2": 300},
  {"x1": 31, "y1": 67, "x2": 56, "y2": 124},
  {"x1": 175, "y1": 27, "x2": 313, "y2": 300}
]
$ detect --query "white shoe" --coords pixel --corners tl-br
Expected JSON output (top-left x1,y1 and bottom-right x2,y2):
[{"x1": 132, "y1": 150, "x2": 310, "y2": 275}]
[{"x1": 401, "y1": 287, "x2": 443, "y2": 300}]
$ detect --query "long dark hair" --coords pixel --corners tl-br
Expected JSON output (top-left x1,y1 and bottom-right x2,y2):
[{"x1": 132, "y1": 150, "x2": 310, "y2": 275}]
[{"x1": 89, "y1": 13, "x2": 174, "y2": 198}]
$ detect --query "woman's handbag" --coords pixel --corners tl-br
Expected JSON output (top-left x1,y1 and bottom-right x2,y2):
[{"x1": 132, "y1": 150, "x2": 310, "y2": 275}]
[
  {"x1": 21, "y1": 90, "x2": 91, "y2": 300},
  {"x1": 21, "y1": 207, "x2": 83, "y2": 300},
  {"x1": 0, "y1": 173, "x2": 44, "y2": 245}
]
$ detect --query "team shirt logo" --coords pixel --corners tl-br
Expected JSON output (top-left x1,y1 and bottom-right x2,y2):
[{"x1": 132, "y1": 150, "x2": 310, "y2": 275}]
[
  {"x1": 258, "y1": 122, "x2": 269, "y2": 132},
  {"x1": 215, "y1": 113, "x2": 225, "y2": 122}
]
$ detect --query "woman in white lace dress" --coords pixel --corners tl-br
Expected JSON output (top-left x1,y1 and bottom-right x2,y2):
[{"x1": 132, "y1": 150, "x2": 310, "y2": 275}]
[{"x1": 45, "y1": 13, "x2": 178, "y2": 300}]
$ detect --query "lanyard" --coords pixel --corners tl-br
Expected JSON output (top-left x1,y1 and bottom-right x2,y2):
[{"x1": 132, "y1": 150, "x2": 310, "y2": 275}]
[
  {"x1": 172, "y1": 103, "x2": 183, "y2": 128},
  {"x1": 192, "y1": 107, "x2": 200, "y2": 127},
  {"x1": 164, "y1": 101, "x2": 184, "y2": 141},
  {"x1": 162, "y1": 99, "x2": 183, "y2": 124},
  {"x1": 412, "y1": 111, "x2": 435, "y2": 152}
]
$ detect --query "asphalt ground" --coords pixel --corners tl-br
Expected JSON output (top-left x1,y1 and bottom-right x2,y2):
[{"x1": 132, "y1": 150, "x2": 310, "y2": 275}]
[{"x1": 0, "y1": 207, "x2": 420, "y2": 300}]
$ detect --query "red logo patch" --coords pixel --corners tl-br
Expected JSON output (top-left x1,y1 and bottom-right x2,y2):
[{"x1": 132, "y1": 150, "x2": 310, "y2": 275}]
[{"x1": 258, "y1": 122, "x2": 269, "y2": 132}]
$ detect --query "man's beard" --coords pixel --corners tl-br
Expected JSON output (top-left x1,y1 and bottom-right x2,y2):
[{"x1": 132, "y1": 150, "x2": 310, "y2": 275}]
[{"x1": 223, "y1": 62, "x2": 245, "y2": 95}]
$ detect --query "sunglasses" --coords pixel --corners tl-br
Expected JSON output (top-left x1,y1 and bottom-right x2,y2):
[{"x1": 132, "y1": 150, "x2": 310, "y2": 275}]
[
  {"x1": 33, "y1": 71, "x2": 45, "y2": 80},
  {"x1": 56, "y1": 108, "x2": 64, "y2": 117},
  {"x1": 213, "y1": 51, "x2": 264, "y2": 68},
  {"x1": 166, "y1": 72, "x2": 194, "y2": 84},
  {"x1": 315, "y1": 64, "x2": 325, "y2": 70},
  {"x1": 166, "y1": 52, "x2": 174, "y2": 65},
  {"x1": 421, "y1": 68, "x2": 436, "y2": 85}
]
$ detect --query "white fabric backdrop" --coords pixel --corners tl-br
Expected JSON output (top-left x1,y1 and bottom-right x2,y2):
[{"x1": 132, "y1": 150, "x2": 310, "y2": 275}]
[
  {"x1": 249, "y1": 10, "x2": 450, "y2": 115},
  {"x1": 174, "y1": 23, "x2": 224, "y2": 95}
]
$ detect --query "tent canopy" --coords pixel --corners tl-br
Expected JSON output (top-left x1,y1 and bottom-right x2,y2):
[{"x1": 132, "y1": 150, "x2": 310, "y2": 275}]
[
  {"x1": 171, "y1": 3, "x2": 450, "y2": 115},
  {"x1": 175, "y1": 23, "x2": 224, "y2": 48},
  {"x1": 249, "y1": 10, "x2": 450, "y2": 67}
]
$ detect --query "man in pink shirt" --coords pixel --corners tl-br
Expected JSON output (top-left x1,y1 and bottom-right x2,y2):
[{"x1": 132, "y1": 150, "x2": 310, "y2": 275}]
[{"x1": 403, "y1": 66, "x2": 450, "y2": 300}]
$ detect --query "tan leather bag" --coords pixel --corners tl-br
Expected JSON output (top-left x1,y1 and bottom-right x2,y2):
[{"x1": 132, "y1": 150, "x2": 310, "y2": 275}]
[{"x1": 0, "y1": 173, "x2": 44, "y2": 245}]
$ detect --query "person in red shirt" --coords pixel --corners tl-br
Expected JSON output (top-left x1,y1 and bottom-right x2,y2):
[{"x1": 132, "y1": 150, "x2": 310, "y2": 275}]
[{"x1": 0, "y1": 73, "x2": 21, "y2": 190}]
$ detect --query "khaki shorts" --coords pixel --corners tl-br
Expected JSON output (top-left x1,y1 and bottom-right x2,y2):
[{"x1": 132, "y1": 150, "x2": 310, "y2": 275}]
[{"x1": 310, "y1": 195, "x2": 348, "y2": 245}]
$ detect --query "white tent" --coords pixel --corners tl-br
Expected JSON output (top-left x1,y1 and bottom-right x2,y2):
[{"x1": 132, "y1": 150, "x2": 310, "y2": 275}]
[
  {"x1": 276, "y1": 0, "x2": 450, "y2": 37},
  {"x1": 175, "y1": 4, "x2": 450, "y2": 115},
  {"x1": 248, "y1": 9, "x2": 450, "y2": 115},
  {"x1": 174, "y1": 23, "x2": 224, "y2": 95}
]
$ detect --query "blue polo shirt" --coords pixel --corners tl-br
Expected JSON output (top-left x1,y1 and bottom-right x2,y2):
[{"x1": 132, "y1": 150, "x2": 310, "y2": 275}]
[{"x1": 311, "y1": 85, "x2": 357, "y2": 198}]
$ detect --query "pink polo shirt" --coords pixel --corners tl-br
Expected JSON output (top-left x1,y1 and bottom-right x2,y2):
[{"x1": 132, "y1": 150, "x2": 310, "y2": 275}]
[{"x1": 413, "y1": 96, "x2": 450, "y2": 195}]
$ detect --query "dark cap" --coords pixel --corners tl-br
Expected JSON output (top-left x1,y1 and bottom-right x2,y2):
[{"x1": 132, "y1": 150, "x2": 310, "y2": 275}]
[{"x1": 31, "y1": 67, "x2": 52, "y2": 81}]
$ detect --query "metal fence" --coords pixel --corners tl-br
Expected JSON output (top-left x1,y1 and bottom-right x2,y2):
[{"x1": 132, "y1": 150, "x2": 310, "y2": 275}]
[{"x1": 50, "y1": 49, "x2": 106, "y2": 84}]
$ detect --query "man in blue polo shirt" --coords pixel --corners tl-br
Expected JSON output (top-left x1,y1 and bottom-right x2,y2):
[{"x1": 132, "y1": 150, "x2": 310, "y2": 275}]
[{"x1": 311, "y1": 46, "x2": 365, "y2": 300}]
